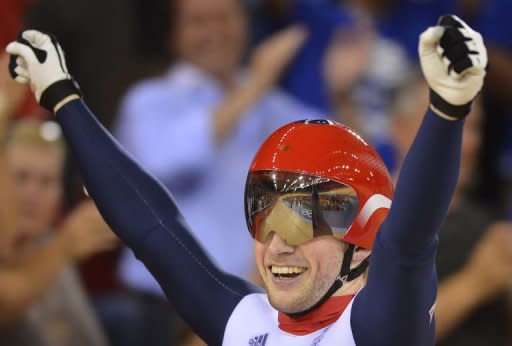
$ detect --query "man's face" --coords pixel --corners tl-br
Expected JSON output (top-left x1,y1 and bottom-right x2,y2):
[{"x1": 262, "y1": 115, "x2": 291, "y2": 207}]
[
  {"x1": 7, "y1": 143, "x2": 63, "y2": 239},
  {"x1": 173, "y1": 0, "x2": 247, "y2": 82},
  {"x1": 254, "y1": 233, "x2": 345, "y2": 313}
]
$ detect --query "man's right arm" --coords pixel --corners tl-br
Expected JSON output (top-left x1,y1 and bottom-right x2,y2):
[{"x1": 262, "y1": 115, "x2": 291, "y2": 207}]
[
  {"x1": 58, "y1": 99, "x2": 258, "y2": 344},
  {"x1": 213, "y1": 25, "x2": 307, "y2": 143},
  {"x1": 6, "y1": 30, "x2": 258, "y2": 345}
]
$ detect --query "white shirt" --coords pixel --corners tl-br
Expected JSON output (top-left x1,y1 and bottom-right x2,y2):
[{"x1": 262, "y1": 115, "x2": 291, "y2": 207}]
[
  {"x1": 114, "y1": 62, "x2": 321, "y2": 295},
  {"x1": 223, "y1": 294, "x2": 356, "y2": 346}
]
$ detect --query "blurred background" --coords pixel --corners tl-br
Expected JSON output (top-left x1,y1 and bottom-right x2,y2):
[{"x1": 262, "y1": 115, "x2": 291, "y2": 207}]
[{"x1": 0, "y1": 0, "x2": 511, "y2": 345}]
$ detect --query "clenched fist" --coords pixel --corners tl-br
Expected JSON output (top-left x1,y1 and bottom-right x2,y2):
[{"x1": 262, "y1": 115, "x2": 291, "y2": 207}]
[{"x1": 419, "y1": 15, "x2": 487, "y2": 120}]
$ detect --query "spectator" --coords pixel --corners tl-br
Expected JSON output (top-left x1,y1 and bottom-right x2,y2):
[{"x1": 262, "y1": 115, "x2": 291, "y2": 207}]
[
  {"x1": 390, "y1": 72, "x2": 512, "y2": 346},
  {"x1": 322, "y1": 14, "x2": 409, "y2": 170},
  {"x1": 115, "y1": 2, "x2": 318, "y2": 344},
  {"x1": 252, "y1": 0, "x2": 413, "y2": 169},
  {"x1": 250, "y1": 0, "x2": 356, "y2": 111},
  {"x1": 250, "y1": 0, "x2": 451, "y2": 106},
  {"x1": 255, "y1": 1, "x2": 477, "y2": 173},
  {"x1": 0, "y1": 57, "x2": 20, "y2": 259},
  {"x1": 115, "y1": 0, "x2": 319, "y2": 297},
  {"x1": 0, "y1": 119, "x2": 117, "y2": 346},
  {"x1": 471, "y1": 0, "x2": 512, "y2": 211}
]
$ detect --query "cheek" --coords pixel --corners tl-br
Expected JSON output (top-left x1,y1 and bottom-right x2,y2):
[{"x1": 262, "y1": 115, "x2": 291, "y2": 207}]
[
  {"x1": 15, "y1": 186, "x2": 30, "y2": 204},
  {"x1": 175, "y1": 24, "x2": 203, "y2": 55},
  {"x1": 178, "y1": 31, "x2": 199, "y2": 56},
  {"x1": 254, "y1": 241, "x2": 265, "y2": 272},
  {"x1": 309, "y1": 253, "x2": 343, "y2": 296},
  {"x1": 254, "y1": 242, "x2": 271, "y2": 284},
  {"x1": 307, "y1": 243, "x2": 344, "y2": 278},
  {"x1": 40, "y1": 186, "x2": 62, "y2": 215},
  {"x1": 315, "y1": 255, "x2": 339, "y2": 278},
  {"x1": 229, "y1": 17, "x2": 246, "y2": 42}
]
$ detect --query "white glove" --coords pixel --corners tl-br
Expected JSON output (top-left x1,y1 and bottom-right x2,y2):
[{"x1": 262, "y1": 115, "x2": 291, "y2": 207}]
[
  {"x1": 6, "y1": 30, "x2": 80, "y2": 112},
  {"x1": 419, "y1": 15, "x2": 487, "y2": 119}
]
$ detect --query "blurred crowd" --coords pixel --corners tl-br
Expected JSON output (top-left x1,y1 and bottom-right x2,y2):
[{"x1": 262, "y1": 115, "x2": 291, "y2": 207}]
[{"x1": 1, "y1": 0, "x2": 512, "y2": 345}]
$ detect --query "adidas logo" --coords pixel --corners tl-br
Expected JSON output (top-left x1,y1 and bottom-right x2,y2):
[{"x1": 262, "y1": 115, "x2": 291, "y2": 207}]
[{"x1": 249, "y1": 333, "x2": 269, "y2": 346}]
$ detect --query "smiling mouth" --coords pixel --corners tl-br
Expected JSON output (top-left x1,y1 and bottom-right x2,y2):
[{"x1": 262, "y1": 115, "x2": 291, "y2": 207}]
[{"x1": 269, "y1": 265, "x2": 308, "y2": 279}]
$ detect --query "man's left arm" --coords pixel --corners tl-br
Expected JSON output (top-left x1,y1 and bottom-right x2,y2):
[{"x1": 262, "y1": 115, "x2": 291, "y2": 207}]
[{"x1": 352, "y1": 15, "x2": 488, "y2": 345}]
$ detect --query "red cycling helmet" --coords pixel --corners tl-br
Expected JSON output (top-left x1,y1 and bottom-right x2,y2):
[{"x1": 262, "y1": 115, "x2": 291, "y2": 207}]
[{"x1": 244, "y1": 119, "x2": 393, "y2": 250}]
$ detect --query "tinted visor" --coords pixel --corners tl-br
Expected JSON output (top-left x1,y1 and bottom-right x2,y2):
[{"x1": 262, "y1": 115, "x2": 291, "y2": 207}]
[{"x1": 245, "y1": 171, "x2": 359, "y2": 246}]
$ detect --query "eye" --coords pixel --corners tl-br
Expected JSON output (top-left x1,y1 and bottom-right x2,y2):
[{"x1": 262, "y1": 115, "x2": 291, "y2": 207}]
[{"x1": 15, "y1": 170, "x2": 30, "y2": 185}]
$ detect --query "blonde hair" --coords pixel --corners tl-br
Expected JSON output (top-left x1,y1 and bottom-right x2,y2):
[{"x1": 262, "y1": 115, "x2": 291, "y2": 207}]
[{"x1": 6, "y1": 119, "x2": 66, "y2": 165}]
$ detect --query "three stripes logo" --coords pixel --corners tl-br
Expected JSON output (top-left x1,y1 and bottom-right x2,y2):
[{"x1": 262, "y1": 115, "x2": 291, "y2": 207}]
[{"x1": 249, "y1": 333, "x2": 269, "y2": 346}]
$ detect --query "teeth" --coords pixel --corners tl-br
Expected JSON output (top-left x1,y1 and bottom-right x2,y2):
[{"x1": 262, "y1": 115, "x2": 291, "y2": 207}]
[{"x1": 270, "y1": 266, "x2": 307, "y2": 274}]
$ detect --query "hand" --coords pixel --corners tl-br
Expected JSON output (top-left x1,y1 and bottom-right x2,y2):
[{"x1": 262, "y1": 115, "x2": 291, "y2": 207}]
[
  {"x1": 249, "y1": 25, "x2": 308, "y2": 91},
  {"x1": 462, "y1": 222, "x2": 512, "y2": 301},
  {"x1": 419, "y1": 15, "x2": 487, "y2": 119},
  {"x1": 5, "y1": 30, "x2": 80, "y2": 112},
  {"x1": 59, "y1": 200, "x2": 119, "y2": 262}
]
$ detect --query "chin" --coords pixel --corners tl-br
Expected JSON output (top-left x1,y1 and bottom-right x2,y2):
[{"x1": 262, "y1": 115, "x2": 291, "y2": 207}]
[
  {"x1": 266, "y1": 288, "x2": 309, "y2": 314},
  {"x1": 268, "y1": 296, "x2": 296, "y2": 314}
]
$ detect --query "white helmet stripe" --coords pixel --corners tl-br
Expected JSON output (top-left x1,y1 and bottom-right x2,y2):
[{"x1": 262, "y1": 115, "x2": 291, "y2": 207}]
[{"x1": 357, "y1": 194, "x2": 392, "y2": 227}]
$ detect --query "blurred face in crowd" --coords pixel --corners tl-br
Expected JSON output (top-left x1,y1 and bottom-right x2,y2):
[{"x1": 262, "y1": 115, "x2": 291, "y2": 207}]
[
  {"x1": 392, "y1": 78, "x2": 482, "y2": 191},
  {"x1": 172, "y1": 0, "x2": 247, "y2": 84},
  {"x1": 6, "y1": 141, "x2": 63, "y2": 239},
  {"x1": 254, "y1": 233, "x2": 346, "y2": 313}
]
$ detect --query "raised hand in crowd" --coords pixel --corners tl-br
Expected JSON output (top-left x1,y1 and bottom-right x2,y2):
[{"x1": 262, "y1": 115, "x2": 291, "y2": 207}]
[{"x1": 214, "y1": 25, "x2": 308, "y2": 142}]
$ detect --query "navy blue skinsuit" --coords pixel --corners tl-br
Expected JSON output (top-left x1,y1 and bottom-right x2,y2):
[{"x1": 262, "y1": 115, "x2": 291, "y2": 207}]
[{"x1": 57, "y1": 99, "x2": 462, "y2": 345}]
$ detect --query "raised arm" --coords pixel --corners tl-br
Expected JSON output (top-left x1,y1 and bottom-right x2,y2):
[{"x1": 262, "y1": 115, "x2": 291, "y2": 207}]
[
  {"x1": 6, "y1": 30, "x2": 258, "y2": 345},
  {"x1": 352, "y1": 16, "x2": 488, "y2": 345}
]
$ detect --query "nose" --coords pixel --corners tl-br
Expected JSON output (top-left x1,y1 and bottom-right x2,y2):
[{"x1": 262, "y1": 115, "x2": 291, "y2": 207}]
[{"x1": 267, "y1": 232, "x2": 295, "y2": 255}]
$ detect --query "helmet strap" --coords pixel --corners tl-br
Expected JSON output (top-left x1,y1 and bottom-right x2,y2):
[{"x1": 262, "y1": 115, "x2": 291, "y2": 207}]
[{"x1": 287, "y1": 244, "x2": 369, "y2": 318}]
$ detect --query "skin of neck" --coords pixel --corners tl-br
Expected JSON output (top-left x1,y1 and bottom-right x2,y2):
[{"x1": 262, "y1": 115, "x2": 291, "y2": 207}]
[
  {"x1": 331, "y1": 246, "x2": 370, "y2": 297},
  {"x1": 333, "y1": 271, "x2": 368, "y2": 297}
]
